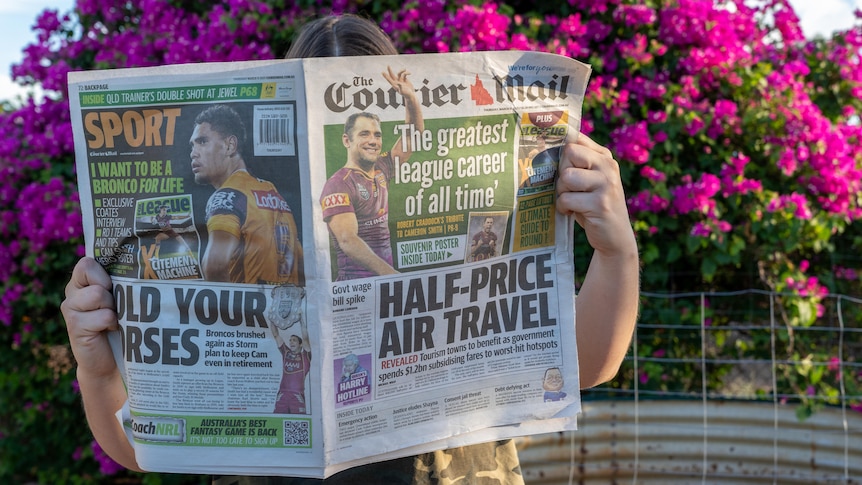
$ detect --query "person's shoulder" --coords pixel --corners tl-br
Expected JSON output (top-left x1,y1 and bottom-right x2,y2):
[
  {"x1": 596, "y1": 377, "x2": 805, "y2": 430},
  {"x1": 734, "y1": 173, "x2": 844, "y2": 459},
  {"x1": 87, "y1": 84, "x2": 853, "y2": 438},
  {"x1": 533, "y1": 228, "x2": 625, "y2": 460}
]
[
  {"x1": 379, "y1": 151, "x2": 396, "y2": 166},
  {"x1": 324, "y1": 166, "x2": 354, "y2": 183},
  {"x1": 235, "y1": 169, "x2": 271, "y2": 186},
  {"x1": 206, "y1": 184, "x2": 247, "y2": 215}
]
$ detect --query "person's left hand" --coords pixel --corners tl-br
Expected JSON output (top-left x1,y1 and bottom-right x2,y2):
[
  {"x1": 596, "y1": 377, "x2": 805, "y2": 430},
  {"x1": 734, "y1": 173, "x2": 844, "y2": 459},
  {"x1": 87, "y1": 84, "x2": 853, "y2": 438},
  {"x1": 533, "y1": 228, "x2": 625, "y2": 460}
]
[
  {"x1": 382, "y1": 66, "x2": 416, "y2": 97},
  {"x1": 556, "y1": 133, "x2": 636, "y2": 257}
]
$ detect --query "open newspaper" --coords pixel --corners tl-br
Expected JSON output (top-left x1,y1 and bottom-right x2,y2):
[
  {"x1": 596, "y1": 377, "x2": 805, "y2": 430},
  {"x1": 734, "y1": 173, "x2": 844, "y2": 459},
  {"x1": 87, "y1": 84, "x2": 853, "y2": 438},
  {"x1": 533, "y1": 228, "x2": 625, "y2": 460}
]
[{"x1": 68, "y1": 51, "x2": 591, "y2": 478}]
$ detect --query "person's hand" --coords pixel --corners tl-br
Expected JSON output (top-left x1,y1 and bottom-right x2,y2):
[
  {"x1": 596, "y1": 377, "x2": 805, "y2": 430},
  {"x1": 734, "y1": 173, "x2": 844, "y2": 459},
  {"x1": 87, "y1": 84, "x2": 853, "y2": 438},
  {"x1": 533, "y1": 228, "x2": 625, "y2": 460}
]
[
  {"x1": 559, "y1": 134, "x2": 640, "y2": 387},
  {"x1": 61, "y1": 257, "x2": 143, "y2": 471},
  {"x1": 61, "y1": 257, "x2": 119, "y2": 378},
  {"x1": 382, "y1": 66, "x2": 416, "y2": 98},
  {"x1": 556, "y1": 133, "x2": 636, "y2": 257}
]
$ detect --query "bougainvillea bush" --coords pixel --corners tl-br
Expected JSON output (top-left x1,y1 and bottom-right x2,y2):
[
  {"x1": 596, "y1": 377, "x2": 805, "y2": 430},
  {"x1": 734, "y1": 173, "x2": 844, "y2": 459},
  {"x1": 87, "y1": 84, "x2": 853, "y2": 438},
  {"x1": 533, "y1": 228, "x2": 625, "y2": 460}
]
[{"x1": 1, "y1": 0, "x2": 860, "y2": 482}]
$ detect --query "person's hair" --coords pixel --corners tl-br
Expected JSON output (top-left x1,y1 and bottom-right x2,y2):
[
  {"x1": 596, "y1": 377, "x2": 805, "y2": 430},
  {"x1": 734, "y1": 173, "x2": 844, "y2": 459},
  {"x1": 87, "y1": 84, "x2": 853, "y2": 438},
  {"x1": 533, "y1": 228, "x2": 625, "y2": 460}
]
[
  {"x1": 194, "y1": 104, "x2": 247, "y2": 157},
  {"x1": 285, "y1": 14, "x2": 398, "y2": 59},
  {"x1": 344, "y1": 353, "x2": 359, "y2": 366},
  {"x1": 343, "y1": 112, "x2": 381, "y2": 138},
  {"x1": 543, "y1": 367, "x2": 561, "y2": 379}
]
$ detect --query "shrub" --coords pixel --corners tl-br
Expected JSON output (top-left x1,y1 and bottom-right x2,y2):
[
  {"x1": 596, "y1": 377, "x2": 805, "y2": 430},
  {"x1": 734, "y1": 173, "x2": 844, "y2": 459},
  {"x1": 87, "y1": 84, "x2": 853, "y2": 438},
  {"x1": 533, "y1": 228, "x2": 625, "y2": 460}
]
[{"x1": 1, "y1": 0, "x2": 859, "y2": 482}]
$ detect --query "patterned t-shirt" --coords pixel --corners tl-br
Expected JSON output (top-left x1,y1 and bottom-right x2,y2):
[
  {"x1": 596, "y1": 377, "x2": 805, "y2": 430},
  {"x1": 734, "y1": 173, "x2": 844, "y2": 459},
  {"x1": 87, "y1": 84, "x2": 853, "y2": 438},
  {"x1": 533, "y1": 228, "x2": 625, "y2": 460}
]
[{"x1": 211, "y1": 439, "x2": 524, "y2": 485}]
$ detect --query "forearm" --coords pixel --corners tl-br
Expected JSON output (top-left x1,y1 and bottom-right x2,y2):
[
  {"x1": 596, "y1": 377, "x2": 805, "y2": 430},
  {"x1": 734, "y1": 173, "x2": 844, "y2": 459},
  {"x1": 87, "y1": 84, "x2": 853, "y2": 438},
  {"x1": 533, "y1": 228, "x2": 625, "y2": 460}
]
[
  {"x1": 202, "y1": 254, "x2": 231, "y2": 281},
  {"x1": 202, "y1": 231, "x2": 239, "y2": 282},
  {"x1": 404, "y1": 92, "x2": 424, "y2": 133},
  {"x1": 341, "y1": 236, "x2": 397, "y2": 276},
  {"x1": 575, "y1": 244, "x2": 640, "y2": 388},
  {"x1": 392, "y1": 93, "x2": 424, "y2": 162},
  {"x1": 77, "y1": 367, "x2": 142, "y2": 472}
]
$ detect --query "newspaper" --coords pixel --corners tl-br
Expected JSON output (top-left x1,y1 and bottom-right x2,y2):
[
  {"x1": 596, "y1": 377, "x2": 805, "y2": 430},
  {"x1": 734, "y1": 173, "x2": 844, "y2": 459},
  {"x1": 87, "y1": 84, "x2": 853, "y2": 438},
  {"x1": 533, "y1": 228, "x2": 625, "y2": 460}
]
[{"x1": 68, "y1": 51, "x2": 591, "y2": 478}]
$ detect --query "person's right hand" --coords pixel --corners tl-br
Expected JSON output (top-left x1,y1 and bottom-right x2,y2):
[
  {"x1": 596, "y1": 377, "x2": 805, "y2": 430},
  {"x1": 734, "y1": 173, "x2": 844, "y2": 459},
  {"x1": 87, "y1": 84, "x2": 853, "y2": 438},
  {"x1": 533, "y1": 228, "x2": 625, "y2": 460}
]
[
  {"x1": 61, "y1": 257, "x2": 119, "y2": 378},
  {"x1": 61, "y1": 257, "x2": 142, "y2": 472}
]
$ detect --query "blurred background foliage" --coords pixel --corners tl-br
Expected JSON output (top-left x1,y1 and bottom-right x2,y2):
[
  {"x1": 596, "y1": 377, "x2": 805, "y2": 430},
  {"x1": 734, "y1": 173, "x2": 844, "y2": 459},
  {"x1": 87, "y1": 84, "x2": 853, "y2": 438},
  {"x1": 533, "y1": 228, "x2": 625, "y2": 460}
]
[{"x1": 0, "y1": 0, "x2": 859, "y2": 482}]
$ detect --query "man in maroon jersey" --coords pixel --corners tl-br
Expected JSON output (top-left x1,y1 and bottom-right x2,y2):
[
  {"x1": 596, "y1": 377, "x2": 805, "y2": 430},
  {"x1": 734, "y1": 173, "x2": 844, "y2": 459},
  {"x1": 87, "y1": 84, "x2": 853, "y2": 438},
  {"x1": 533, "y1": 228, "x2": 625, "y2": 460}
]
[
  {"x1": 319, "y1": 67, "x2": 424, "y2": 281},
  {"x1": 270, "y1": 317, "x2": 311, "y2": 414},
  {"x1": 151, "y1": 205, "x2": 193, "y2": 258},
  {"x1": 470, "y1": 216, "x2": 498, "y2": 262}
]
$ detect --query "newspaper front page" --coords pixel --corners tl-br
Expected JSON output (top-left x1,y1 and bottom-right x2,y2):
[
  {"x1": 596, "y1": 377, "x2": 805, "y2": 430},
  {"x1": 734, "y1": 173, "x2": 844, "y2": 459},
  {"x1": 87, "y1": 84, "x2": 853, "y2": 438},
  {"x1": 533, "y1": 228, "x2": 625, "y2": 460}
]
[{"x1": 68, "y1": 51, "x2": 591, "y2": 478}]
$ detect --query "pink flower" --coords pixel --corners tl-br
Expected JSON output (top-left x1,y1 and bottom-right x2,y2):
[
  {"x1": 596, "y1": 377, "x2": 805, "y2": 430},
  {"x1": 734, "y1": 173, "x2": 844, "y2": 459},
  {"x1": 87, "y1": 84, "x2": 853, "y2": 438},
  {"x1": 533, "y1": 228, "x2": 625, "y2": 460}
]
[
  {"x1": 670, "y1": 173, "x2": 721, "y2": 216},
  {"x1": 834, "y1": 266, "x2": 859, "y2": 280},
  {"x1": 767, "y1": 193, "x2": 813, "y2": 220},
  {"x1": 777, "y1": 148, "x2": 798, "y2": 176},
  {"x1": 613, "y1": 4, "x2": 657, "y2": 27},
  {"x1": 610, "y1": 121, "x2": 655, "y2": 165},
  {"x1": 640, "y1": 165, "x2": 667, "y2": 182},
  {"x1": 627, "y1": 190, "x2": 669, "y2": 215},
  {"x1": 686, "y1": 115, "x2": 705, "y2": 135},
  {"x1": 691, "y1": 222, "x2": 711, "y2": 237},
  {"x1": 91, "y1": 440, "x2": 125, "y2": 475}
]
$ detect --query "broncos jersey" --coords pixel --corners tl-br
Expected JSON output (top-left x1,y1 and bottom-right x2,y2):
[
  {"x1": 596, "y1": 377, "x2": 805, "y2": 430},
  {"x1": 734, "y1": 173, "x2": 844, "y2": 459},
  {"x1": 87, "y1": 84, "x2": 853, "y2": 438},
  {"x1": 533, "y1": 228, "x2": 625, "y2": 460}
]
[{"x1": 205, "y1": 170, "x2": 303, "y2": 284}]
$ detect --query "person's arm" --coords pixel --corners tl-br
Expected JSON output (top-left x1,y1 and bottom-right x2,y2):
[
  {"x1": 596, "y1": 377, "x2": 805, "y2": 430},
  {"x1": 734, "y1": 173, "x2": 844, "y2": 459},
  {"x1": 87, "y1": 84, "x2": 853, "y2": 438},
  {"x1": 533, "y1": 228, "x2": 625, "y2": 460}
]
[
  {"x1": 383, "y1": 66, "x2": 424, "y2": 163},
  {"x1": 269, "y1": 319, "x2": 286, "y2": 349},
  {"x1": 299, "y1": 317, "x2": 311, "y2": 353},
  {"x1": 556, "y1": 134, "x2": 640, "y2": 389},
  {"x1": 327, "y1": 212, "x2": 399, "y2": 276},
  {"x1": 202, "y1": 229, "x2": 240, "y2": 281},
  {"x1": 293, "y1": 230, "x2": 306, "y2": 286},
  {"x1": 60, "y1": 257, "x2": 143, "y2": 472}
]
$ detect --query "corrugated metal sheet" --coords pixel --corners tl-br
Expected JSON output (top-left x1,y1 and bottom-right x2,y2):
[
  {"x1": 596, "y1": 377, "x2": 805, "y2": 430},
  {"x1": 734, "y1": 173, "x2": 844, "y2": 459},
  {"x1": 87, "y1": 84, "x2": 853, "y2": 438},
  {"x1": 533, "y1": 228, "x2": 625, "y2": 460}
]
[{"x1": 516, "y1": 400, "x2": 861, "y2": 484}]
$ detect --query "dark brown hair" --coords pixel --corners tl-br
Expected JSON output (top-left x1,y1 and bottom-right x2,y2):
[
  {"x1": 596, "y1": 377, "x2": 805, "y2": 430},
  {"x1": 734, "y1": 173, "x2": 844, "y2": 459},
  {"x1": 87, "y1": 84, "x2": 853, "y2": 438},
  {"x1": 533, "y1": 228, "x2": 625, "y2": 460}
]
[
  {"x1": 194, "y1": 104, "x2": 247, "y2": 156},
  {"x1": 343, "y1": 112, "x2": 381, "y2": 138},
  {"x1": 285, "y1": 14, "x2": 398, "y2": 59}
]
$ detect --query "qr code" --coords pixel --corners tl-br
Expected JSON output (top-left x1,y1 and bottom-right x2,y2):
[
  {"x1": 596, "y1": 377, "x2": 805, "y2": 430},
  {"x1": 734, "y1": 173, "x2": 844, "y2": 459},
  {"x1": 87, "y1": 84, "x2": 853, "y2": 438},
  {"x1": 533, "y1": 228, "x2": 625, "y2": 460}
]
[{"x1": 283, "y1": 419, "x2": 310, "y2": 446}]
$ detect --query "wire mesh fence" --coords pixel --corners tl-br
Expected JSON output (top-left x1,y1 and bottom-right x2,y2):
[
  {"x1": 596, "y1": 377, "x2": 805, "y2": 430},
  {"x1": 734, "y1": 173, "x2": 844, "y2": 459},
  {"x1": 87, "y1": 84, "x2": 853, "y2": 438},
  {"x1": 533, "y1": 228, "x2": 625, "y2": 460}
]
[
  {"x1": 591, "y1": 290, "x2": 861, "y2": 411},
  {"x1": 518, "y1": 290, "x2": 862, "y2": 484}
]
